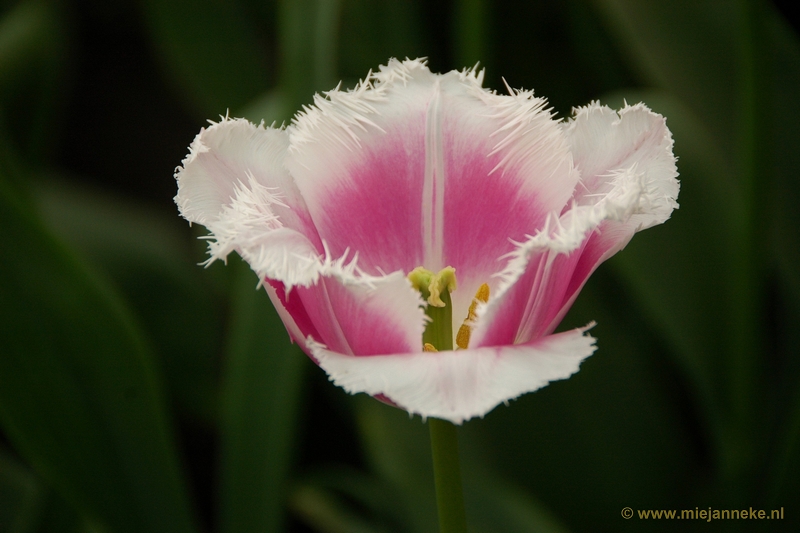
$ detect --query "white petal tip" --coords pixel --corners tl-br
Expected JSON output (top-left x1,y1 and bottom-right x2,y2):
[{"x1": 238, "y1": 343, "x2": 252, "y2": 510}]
[{"x1": 310, "y1": 325, "x2": 597, "y2": 424}]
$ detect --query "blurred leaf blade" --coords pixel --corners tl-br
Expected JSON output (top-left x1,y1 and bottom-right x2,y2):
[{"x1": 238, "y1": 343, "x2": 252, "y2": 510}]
[
  {"x1": 765, "y1": 6, "x2": 800, "y2": 508},
  {"x1": 353, "y1": 397, "x2": 574, "y2": 533},
  {"x1": 336, "y1": 0, "x2": 425, "y2": 83},
  {"x1": 289, "y1": 482, "x2": 388, "y2": 533},
  {"x1": 0, "y1": 0, "x2": 61, "y2": 90},
  {"x1": 34, "y1": 178, "x2": 224, "y2": 425},
  {"x1": 463, "y1": 475, "x2": 571, "y2": 533},
  {"x1": 354, "y1": 397, "x2": 438, "y2": 533},
  {"x1": 140, "y1": 0, "x2": 271, "y2": 116},
  {"x1": 218, "y1": 1, "x2": 345, "y2": 531},
  {"x1": 593, "y1": 0, "x2": 800, "y2": 494},
  {"x1": 474, "y1": 266, "x2": 701, "y2": 531},
  {"x1": 0, "y1": 179, "x2": 197, "y2": 533},
  {"x1": 591, "y1": 0, "x2": 740, "y2": 154},
  {"x1": 601, "y1": 90, "x2": 744, "y2": 451},
  {"x1": 288, "y1": 465, "x2": 403, "y2": 533},
  {"x1": 219, "y1": 258, "x2": 308, "y2": 533},
  {"x1": 454, "y1": 0, "x2": 489, "y2": 69},
  {"x1": 0, "y1": 446, "x2": 45, "y2": 533},
  {"x1": 771, "y1": 6, "x2": 800, "y2": 298},
  {"x1": 0, "y1": 0, "x2": 67, "y2": 164}
]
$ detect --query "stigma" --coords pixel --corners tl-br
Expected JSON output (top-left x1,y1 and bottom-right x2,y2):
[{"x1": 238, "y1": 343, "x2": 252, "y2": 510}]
[{"x1": 408, "y1": 266, "x2": 489, "y2": 351}]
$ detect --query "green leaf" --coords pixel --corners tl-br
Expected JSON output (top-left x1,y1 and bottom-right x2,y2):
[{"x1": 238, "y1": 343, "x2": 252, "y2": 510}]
[
  {"x1": 288, "y1": 465, "x2": 402, "y2": 533},
  {"x1": 601, "y1": 89, "x2": 745, "y2": 454},
  {"x1": 215, "y1": 0, "x2": 343, "y2": 527},
  {"x1": 765, "y1": 8, "x2": 800, "y2": 509},
  {"x1": 453, "y1": 0, "x2": 489, "y2": 68},
  {"x1": 0, "y1": 0, "x2": 66, "y2": 162},
  {"x1": 353, "y1": 396, "x2": 572, "y2": 533},
  {"x1": 0, "y1": 446, "x2": 45, "y2": 533},
  {"x1": 0, "y1": 0, "x2": 61, "y2": 91},
  {"x1": 33, "y1": 178, "x2": 224, "y2": 424},
  {"x1": 354, "y1": 397, "x2": 438, "y2": 533},
  {"x1": 289, "y1": 482, "x2": 389, "y2": 533},
  {"x1": 218, "y1": 257, "x2": 308, "y2": 533},
  {"x1": 240, "y1": 90, "x2": 291, "y2": 126},
  {"x1": 0, "y1": 179, "x2": 197, "y2": 533},
  {"x1": 591, "y1": 0, "x2": 740, "y2": 154},
  {"x1": 277, "y1": 0, "x2": 344, "y2": 109},
  {"x1": 463, "y1": 476, "x2": 571, "y2": 533},
  {"x1": 591, "y1": 0, "x2": 797, "y2": 496},
  {"x1": 140, "y1": 0, "x2": 271, "y2": 116},
  {"x1": 476, "y1": 268, "x2": 699, "y2": 531},
  {"x1": 337, "y1": 0, "x2": 425, "y2": 83},
  {"x1": 769, "y1": 9, "x2": 800, "y2": 305}
]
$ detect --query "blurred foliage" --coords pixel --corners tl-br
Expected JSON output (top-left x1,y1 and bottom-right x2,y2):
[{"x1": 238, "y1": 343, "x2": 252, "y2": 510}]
[{"x1": 0, "y1": 0, "x2": 798, "y2": 532}]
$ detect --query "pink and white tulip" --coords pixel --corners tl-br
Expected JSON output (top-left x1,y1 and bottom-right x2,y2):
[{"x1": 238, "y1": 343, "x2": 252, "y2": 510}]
[{"x1": 175, "y1": 58, "x2": 679, "y2": 424}]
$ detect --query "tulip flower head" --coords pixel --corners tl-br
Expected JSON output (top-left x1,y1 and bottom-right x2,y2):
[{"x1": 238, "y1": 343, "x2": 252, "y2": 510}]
[{"x1": 175, "y1": 58, "x2": 679, "y2": 424}]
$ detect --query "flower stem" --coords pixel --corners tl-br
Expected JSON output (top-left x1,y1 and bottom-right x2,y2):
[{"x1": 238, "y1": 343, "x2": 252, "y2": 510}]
[
  {"x1": 429, "y1": 418, "x2": 468, "y2": 533},
  {"x1": 412, "y1": 267, "x2": 466, "y2": 531}
]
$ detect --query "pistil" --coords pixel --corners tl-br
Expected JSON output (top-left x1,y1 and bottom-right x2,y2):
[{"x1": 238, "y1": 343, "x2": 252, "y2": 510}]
[
  {"x1": 409, "y1": 268, "x2": 491, "y2": 352},
  {"x1": 408, "y1": 267, "x2": 457, "y2": 351}
]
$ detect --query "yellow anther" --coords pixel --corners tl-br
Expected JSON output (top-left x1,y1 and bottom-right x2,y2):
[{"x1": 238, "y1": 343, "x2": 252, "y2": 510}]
[
  {"x1": 423, "y1": 343, "x2": 438, "y2": 352},
  {"x1": 474, "y1": 283, "x2": 490, "y2": 305},
  {"x1": 456, "y1": 283, "x2": 490, "y2": 350}
]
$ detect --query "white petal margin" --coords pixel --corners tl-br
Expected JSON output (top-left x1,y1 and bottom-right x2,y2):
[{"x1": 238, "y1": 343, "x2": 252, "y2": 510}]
[
  {"x1": 175, "y1": 116, "x2": 327, "y2": 288},
  {"x1": 470, "y1": 103, "x2": 678, "y2": 349},
  {"x1": 469, "y1": 160, "x2": 649, "y2": 346},
  {"x1": 309, "y1": 324, "x2": 596, "y2": 424},
  {"x1": 564, "y1": 101, "x2": 679, "y2": 230},
  {"x1": 175, "y1": 117, "x2": 295, "y2": 226},
  {"x1": 197, "y1": 172, "x2": 322, "y2": 288}
]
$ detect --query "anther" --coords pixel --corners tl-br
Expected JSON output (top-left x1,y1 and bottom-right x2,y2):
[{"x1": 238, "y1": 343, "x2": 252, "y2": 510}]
[{"x1": 456, "y1": 283, "x2": 490, "y2": 349}]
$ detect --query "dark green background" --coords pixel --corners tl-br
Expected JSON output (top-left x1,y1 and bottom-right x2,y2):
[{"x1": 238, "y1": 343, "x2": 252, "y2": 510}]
[{"x1": 1, "y1": 0, "x2": 798, "y2": 531}]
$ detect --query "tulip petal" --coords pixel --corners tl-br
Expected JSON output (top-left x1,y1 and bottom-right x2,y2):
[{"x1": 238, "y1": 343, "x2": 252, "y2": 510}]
[
  {"x1": 472, "y1": 103, "x2": 678, "y2": 347},
  {"x1": 564, "y1": 102, "x2": 679, "y2": 227},
  {"x1": 176, "y1": 117, "x2": 317, "y2": 236},
  {"x1": 309, "y1": 324, "x2": 596, "y2": 424},
  {"x1": 546, "y1": 102, "x2": 679, "y2": 327},
  {"x1": 263, "y1": 279, "x2": 320, "y2": 352},
  {"x1": 175, "y1": 116, "x2": 329, "y2": 287},
  {"x1": 285, "y1": 59, "x2": 578, "y2": 294},
  {"x1": 473, "y1": 247, "x2": 586, "y2": 347},
  {"x1": 294, "y1": 266, "x2": 427, "y2": 357}
]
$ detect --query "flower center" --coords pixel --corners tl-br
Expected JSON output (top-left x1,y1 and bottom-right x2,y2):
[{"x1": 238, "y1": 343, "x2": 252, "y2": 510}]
[
  {"x1": 408, "y1": 267, "x2": 489, "y2": 351},
  {"x1": 408, "y1": 266, "x2": 457, "y2": 351}
]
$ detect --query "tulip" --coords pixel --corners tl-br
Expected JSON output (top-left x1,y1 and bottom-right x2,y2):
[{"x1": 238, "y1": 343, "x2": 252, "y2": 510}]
[{"x1": 175, "y1": 58, "x2": 678, "y2": 425}]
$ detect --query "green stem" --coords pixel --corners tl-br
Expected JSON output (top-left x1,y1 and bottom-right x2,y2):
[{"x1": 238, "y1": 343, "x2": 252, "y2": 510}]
[
  {"x1": 412, "y1": 268, "x2": 467, "y2": 532},
  {"x1": 429, "y1": 418, "x2": 468, "y2": 533}
]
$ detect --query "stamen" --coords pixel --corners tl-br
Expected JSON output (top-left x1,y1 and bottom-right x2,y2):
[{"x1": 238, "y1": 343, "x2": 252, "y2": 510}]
[
  {"x1": 423, "y1": 343, "x2": 438, "y2": 352},
  {"x1": 456, "y1": 283, "x2": 490, "y2": 350}
]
